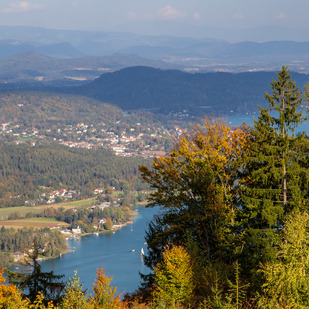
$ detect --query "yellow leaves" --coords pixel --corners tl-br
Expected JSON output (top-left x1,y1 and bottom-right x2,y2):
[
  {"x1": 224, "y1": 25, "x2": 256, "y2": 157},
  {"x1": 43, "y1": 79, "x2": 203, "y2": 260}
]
[
  {"x1": 153, "y1": 245, "x2": 194, "y2": 308},
  {"x1": 90, "y1": 268, "x2": 122, "y2": 309},
  {"x1": 0, "y1": 267, "x2": 30, "y2": 308},
  {"x1": 167, "y1": 118, "x2": 250, "y2": 199},
  {"x1": 176, "y1": 118, "x2": 250, "y2": 172},
  {"x1": 29, "y1": 292, "x2": 56, "y2": 309}
]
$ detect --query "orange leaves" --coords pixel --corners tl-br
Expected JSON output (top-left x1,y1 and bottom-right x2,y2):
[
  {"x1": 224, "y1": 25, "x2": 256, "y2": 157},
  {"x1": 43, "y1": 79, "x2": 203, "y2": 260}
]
[
  {"x1": 0, "y1": 267, "x2": 30, "y2": 308},
  {"x1": 173, "y1": 118, "x2": 250, "y2": 201},
  {"x1": 139, "y1": 117, "x2": 251, "y2": 263},
  {"x1": 90, "y1": 268, "x2": 125, "y2": 309}
]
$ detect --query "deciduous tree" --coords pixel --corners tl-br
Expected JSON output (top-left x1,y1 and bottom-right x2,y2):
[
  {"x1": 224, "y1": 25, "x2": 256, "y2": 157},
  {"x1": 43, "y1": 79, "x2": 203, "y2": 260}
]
[
  {"x1": 258, "y1": 211, "x2": 309, "y2": 308},
  {"x1": 90, "y1": 268, "x2": 124, "y2": 309},
  {"x1": 60, "y1": 271, "x2": 90, "y2": 309},
  {"x1": 153, "y1": 245, "x2": 194, "y2": 308},
  {"x1": 140, "y1": 118, "x2": 250, "y2": 270}
]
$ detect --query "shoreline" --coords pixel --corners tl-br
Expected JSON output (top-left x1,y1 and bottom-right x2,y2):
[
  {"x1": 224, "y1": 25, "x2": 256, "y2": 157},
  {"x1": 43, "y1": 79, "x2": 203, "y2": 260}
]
[
  {"x1": 9, "y1": 203, "x2": 146, "y2": 267},
  {"x1": 54, "y1": 207, "x2": 142, "y2": 258}
]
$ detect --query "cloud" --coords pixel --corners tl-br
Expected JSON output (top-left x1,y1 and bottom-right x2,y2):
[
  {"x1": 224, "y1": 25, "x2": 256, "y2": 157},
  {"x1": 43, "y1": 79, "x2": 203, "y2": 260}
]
[
  {"x1": 157, "y1": 5, "x2": 186, "y2": 20},
  {"x1": 129, "y1": 5, "x2": 199, "y2": 22},
  {"x1": 193, "y1": 12, "x2": 201, "y2": 21},
  {"x1": 0, "y1": 2, "x2": 43, "y2": 14},
  {"x1": 274, "y1": 12, "x2": 287, "y2": 20}
]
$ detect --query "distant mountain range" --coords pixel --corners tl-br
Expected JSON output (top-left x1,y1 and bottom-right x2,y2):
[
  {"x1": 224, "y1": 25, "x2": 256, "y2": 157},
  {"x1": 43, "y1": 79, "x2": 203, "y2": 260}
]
[
  {"x1": 0, "y1": 26, "x2": 309, "y2": 117},
  {"x1": 0, "y1": 52, "x2": 174, "y2": 86},
  {"x1": 60, "y1": 66, "x2": 309, "y2": 116},
  {"x1": 0, "y1": 40, "x2": 83, "y2": 59},
  {"x1": 0, "y1": 26, "x2": 309, "y2": 75}
]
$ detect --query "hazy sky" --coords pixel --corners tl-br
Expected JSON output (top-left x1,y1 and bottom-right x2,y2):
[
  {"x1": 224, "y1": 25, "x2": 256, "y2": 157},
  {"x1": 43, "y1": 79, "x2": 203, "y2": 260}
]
[{"x1": 0, "y1": 1, "x2": 308, "y2": 41}]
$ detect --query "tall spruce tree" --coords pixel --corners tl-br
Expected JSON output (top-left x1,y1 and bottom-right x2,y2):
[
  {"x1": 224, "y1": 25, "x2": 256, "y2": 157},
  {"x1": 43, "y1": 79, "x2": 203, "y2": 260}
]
[
  {"x1": 239, "y1": 66, "x2": 309, "y2": 274},
  {"x1": 7, "y1": 238, "x2": 65, "y2": 304}
]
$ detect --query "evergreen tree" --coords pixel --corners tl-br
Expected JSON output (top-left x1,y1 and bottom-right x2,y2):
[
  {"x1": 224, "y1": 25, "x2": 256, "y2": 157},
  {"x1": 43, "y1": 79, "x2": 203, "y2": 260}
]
[
  {"x1": 240, "y1": 66, "x2": 309, "y2": 275},
  {"x1": 0, "y1": 267, "x2": 30, "y2": 308},
  {"x1": 7, "y1": 238, "x2": 65, "y2": 304}
]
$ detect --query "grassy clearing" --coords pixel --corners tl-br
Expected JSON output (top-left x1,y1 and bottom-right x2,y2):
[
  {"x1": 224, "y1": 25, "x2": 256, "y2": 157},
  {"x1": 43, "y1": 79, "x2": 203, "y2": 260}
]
[
  {"x1": 0, "y1": 198, "x2": 96, "y2": 220},
  {"x1": 60, "y1": 198, "x2": 96, "y2": 207},
  {"x1": 0, "y1": 218, "x2": 69, "y2": 229},
  {"x1": 16, "y1": 137, "x2": 37, "y2": 142},
  {"x1": 0, "y1": 207, "x2": 41, "y2": 220}
]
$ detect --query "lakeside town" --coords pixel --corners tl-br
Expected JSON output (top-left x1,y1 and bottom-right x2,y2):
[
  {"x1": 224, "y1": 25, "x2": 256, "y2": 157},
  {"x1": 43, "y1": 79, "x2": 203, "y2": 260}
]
[{"x1": 0, "y1": 118, "x2": 185, "y2": 158}]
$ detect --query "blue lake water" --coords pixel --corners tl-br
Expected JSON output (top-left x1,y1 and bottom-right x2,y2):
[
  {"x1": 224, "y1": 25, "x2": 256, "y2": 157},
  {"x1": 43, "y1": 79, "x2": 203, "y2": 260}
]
[
  {"x1": 36, "y1": 206, "x2": 159, "y2": 295},
  {"x1": 228, "y1": 112, "x2": 309, "y2": 134}
]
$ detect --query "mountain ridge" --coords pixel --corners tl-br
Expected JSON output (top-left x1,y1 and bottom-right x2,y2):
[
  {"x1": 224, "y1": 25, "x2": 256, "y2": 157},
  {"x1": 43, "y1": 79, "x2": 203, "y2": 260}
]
[{"x1": 64, "y1": 66, "x2": 309, "y2": 115}]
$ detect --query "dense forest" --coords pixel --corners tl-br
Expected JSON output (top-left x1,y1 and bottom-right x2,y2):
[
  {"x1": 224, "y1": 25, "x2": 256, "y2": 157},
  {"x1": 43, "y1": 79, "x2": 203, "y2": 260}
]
[
  {"x1": 0, "y1": 142, "x2": 150, "y2": 207},
  {"x1": 64, "y1": 66, "x2": 309, "y2": 115},
  {"x1": 0, "y1": 91, "x2": 122, "y2": 126},
  {"x1": 0, "y1": 227, "x2": 67, "y2": 267}
]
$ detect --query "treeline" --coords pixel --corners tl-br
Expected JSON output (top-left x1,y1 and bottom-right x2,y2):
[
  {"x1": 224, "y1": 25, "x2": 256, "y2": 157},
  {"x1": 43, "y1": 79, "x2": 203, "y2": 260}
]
[
  {"x1": 0, "y1": 227, "x2": 67, "y2": 267},
  {"x1": 0, "y1": 142, "x2": 150, "y2": 207},
  {"x1": 5, "y1": 67, "x2": 309, "y2": 308}
]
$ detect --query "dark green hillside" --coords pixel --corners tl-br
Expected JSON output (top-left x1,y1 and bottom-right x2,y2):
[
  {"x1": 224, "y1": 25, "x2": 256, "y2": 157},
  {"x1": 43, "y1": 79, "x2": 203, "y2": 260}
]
[
  {"x1": 70, "y1": 66, "x2": 309, "y2": 115},
  {"x1": 0, "y1": 142, "x2": 150, "y2": 207}
]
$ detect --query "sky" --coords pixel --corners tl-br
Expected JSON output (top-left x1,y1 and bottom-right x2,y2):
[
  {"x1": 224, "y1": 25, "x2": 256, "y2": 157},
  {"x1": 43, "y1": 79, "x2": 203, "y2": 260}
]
[{"x1": 0, "y1": 0, "x2": 308, "y2": 41}]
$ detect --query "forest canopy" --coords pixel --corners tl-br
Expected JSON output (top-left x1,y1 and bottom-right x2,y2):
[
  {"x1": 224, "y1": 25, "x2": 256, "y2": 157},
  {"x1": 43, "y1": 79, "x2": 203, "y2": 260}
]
[{"x1": 0, "y1": 143, "x2": 150, "y2": 207}]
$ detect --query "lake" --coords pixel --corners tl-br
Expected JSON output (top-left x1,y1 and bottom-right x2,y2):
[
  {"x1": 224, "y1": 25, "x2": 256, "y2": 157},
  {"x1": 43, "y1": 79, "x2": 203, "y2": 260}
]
[
  {"x1": 227, "y1": 112, "x2": 309, "y2": 134},
  {"x1": 36, "y1": 205, "x2": 159, "y2": 296}
]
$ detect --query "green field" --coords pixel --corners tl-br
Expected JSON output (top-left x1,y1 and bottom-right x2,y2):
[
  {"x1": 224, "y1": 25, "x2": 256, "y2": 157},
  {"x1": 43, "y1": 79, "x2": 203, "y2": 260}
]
[
  {"x1": 0, "y1": 198, "x2": 97, "y2": 221},
  {"x1": 60, "y1": 198, "x2": 96, "y2": 207},
  {"x1": 0, "y1": 206, "x2": 41, "y2": 220},
  {"x1": 16, "y1": 137, "x2": 37, "y2": 142}
]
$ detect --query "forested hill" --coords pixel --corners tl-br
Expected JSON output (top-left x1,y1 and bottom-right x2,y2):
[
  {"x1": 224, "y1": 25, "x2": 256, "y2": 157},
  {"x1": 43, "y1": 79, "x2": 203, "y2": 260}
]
[
  {"x1": 0, "y1": 91, "x2": 122, "y2": 126},
  {"x1": 0, "y1": 90, "x2": 171, "y2": 128},
  {"x1": 66, "y1": 66, "x2": 309, "y2": 115},
  {"x1": 0, "y1": 142, "x2": 149, "y2": 208}
]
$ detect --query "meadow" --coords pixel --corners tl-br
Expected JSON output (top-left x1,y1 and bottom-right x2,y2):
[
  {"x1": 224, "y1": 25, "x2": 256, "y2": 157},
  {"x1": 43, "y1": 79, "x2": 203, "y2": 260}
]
[{"x1": 0, "y1": 198, "x2": 96, "y2": 227}]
